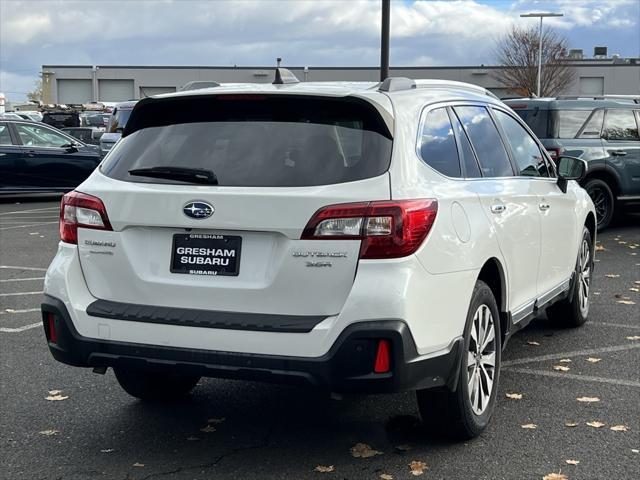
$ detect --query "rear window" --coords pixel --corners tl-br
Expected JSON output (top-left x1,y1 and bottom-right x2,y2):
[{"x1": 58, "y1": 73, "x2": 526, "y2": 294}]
[
  {"x1": 100, "y1": 96, "x2": 393, "y2": 187},
  {"x1": 42, "y1": 112, "x2": 80, "y2": 128},
  {"x1": 511, "y1": 108, "x2": 549, "y2": 138}
]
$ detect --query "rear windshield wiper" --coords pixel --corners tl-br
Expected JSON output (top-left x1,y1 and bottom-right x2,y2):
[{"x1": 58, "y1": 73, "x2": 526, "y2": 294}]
[{"x1": 128, "y1": 166, "x2": 218, "y2": 185}]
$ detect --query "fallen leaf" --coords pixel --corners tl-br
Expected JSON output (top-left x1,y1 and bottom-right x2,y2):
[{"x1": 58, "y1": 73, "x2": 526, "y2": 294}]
[
  {"x1": 586, "y1": 421, "x2": 605, "y2": 428},
  {"x1": 521, "y1": 423, "x2": 537, "y2": 429},
  {"x1": 558, "y1": 358, "x2": 572, "y2": 363},
  {"x1": 29, "y1": 232, "x2": 39, "y2": 235},
  {"x1": 132, "y1": 463, "x2": 144, "y2": 467},
  {"x1": 38, "y1": 429, "x2": 59, "y2": 436},
  {"x1": 506, "y1": 393, "x2": 523, "y2": 400},
  {"x1": 565, "y1": 459, "x2": 580, "y2": 465},
  {"x1": 564, "y1": 422, "x2": 579, "y2": 427},
  {"x1": 605, "y1": 274, "x2": 620, "y2": 278},
  {"x1": 553, "y1": 365, "x2": 570, "y2": 372},
  {"x1": 380, "y1": 475, "x2": 394, "y2": 480},
  {"x1": 593, "y1": 292, "x2": 601, "y2": 295},
  {"x1": 629, "y1": 287, "x2": 639, "y2": 292},
  {"x1": 45, "y1": 394, "x2": 68, "y2": 401},
  {"x1": 207, "y1": 417, "x2": 225, "y2": 424},
  {"x1": 576, "y1": 396, "x2": 600, "y2": 403},
  {"x1": 614, "y1": 294, "x2": 630, "y2": 299},
  {"x1": 48, "y1": 390, "x2": 62, "y2": 395},
  {"x1": 595, "y1": 244, "x2": 605, "y2": 251},
  {"x1": 635, "y1": 281, "x2": 640, "y2": 285},
  {"x1": 350, "y1": 443, "x2": 383, "y2": 458},
  {"x1": 626, "y1": 336, "x2": 640, "y2": 341},
  {"x1": 100, "y1": 449, "x2": 114, "y2": 453},
  {"x1": 586, "y1": 357, "x2": 601, "y2": 363},
  {"x1": 314, "y1": 465, "x2": 335, "y2": 473},
  {"x1": 527, "y1": 341, "x2": 541, "y2": 346},
  {"x1": 617, "y1": 300, "x2": 636, "y2": 305},
  {"x1": 610, "y1": 425, "x2": 629, "y2": 432},
  {"x1": 395, "y1": 444, "x2": 412, "y2": 453},
  {"x1": 409, "y1": 460, "x2": 428, "y2": 476},
  {"x1": 186, "y1": 436, "x2": 199, "y2": 441},
  {"x1": 619, "y1": 241, "x2": 627, "y2": 245},
  {"x1": 200, "y1": 425, "x2": 217, "y2": 433},
  {"x1": 543, "y1": 473, "x2": 568, "y2": 480},
  {"x1": 632, "y1": 449, "x2": 639, "y2": 453}
]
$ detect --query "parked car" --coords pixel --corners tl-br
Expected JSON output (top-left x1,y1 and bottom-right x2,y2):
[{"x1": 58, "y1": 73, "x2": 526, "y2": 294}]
[
  {"x1": 63, "y1": 126, "x2": 104, "y2": 146},
  {"x1": 41, "y1": 77, "x2": 595, "y2": 440},
  {"x1": 504, "y1": 97, "x2": 640, "y2": 229},
  {"x1": 80, "y1": 112, "x2": 109, "y2": 130},
  {"x1": 99, "y1": 100, "x2": 137, "y2": 155},
  {"x1": 0, "y1": 112, "x2": 24, "y2": 120},
  {"x1": 15, "y1": 111, "x2": 43, "y2": 122},
  {"x1": 42, "y1": 110, "x2": 81, "y2": 129},
  {"x1": 0, "y1": 119, "x2": 101, "y2": 194}
]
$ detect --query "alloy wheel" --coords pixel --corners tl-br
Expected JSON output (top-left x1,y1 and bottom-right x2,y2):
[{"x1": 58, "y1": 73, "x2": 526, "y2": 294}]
[
  {"x1": 467, "y1": 305, "x2": 497, "y2": 416},
  {"x1": 587, "y1": 186, "x2": 609, "y2": 226},
  {"x1": 578, "y1": 238, "x2": 591, "y2": 317}
]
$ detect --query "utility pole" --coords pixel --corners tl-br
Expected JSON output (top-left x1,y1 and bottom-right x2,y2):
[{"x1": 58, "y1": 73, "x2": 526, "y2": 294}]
[
  {"x1": 380, "y1": 0, "x2": 390, "y2": 81},
  {"x1": 520, "y1": 12, "x2": 563, "y2": 97}
]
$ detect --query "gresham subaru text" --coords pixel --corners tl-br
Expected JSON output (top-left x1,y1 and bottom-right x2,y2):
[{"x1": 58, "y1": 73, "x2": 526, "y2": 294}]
[{"x1": 41, "y1": 74, "x2": 595, "y2": 440}]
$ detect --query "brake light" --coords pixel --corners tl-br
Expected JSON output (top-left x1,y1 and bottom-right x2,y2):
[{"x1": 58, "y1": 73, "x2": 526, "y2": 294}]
[
  {"x1": 301, "y1": 199, "x2": 437, "y2": 259},
  {"x1": 59, "y1": 191, "x2": 112, "y2": 244}
]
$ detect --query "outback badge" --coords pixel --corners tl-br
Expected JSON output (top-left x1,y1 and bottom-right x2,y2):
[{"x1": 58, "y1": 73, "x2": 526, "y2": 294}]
[{"x1": 183, "y1": 201, "x2": 214, "y2": 219}]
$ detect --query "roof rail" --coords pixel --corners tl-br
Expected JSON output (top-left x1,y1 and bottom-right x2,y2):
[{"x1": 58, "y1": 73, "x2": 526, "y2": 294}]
[
  {"x1": 378, "y1": 77, "x2": 416, "y2": 92},
  {"x1": 556, "y1": 95, "x2": 640, "y2": 104}
]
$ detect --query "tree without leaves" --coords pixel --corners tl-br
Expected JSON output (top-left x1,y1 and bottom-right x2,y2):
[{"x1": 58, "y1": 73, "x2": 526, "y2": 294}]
[
  {"x1": 494, "y1": 25, "x2": 576, "y2": 97},
  {"x1": 26, "y1": 78, "x2": 43, "y2": 103}
]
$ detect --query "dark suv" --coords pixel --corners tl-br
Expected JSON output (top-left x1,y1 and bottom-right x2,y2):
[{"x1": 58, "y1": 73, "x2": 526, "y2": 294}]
[{"x1": 504, "y1": 97, "x2": 640, "y2": 229}]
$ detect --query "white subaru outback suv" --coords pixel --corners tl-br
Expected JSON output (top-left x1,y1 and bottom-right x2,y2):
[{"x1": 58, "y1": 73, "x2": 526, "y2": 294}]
[{"x1": 42, "y1": 74, "x2": 596, "y2": 439}]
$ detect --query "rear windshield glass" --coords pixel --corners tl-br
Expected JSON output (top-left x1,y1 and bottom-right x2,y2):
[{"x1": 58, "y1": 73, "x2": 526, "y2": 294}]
[
  {"x1": 43, "y1": 113, "x2": 79, "y2": 128},
  {"x1": 100, "y1": 96, "x2": 393, "y2": 187},
  {"x1": 511, "y1": 109, "x2": 549, "y2": 138}
]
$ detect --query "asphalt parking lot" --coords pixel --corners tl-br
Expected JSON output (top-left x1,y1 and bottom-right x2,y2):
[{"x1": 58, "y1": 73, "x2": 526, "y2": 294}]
[{"x1": 1, "y1": 199, "x2": 638, "y2": 480}]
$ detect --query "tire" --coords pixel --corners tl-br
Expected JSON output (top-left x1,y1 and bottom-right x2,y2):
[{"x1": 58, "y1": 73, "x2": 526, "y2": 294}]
[
  {"x1": 583, "y1": 178, "x2": 614, "y2": 231},
  {"x1": 114, "y1": 368, "x2": 200, "y2": 401},
  {"x1": 546, "y1": 226, "x2": 593, "y2": 328},
  {"x1": 417, "y1": 280, "x2": 501, "y2": 440}
]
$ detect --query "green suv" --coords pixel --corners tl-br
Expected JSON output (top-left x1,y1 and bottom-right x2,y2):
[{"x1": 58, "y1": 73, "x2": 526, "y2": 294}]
[{"x1": 504, "y1": 97, "x2": 640, "y2": 230}]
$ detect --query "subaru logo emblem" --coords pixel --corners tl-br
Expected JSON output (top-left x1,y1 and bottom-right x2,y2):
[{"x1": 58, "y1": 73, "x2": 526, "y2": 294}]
[{"x1": 183, "y1": 201, "x2": 214, "y2": 219}]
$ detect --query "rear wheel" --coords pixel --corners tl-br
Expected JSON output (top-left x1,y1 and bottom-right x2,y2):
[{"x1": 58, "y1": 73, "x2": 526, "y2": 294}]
[
  {"x1": 417, "y1": 280, "x2": 501, "y2": 439},
  {"x1": 584, "y1": 178, "x2": 614, "y2": 231},
  {"x1": 114, "y1": 368, "x2": 200, "y2": 401},
  {"x1": 546, "y1": 226, "x2": 593, "y2": 328}
]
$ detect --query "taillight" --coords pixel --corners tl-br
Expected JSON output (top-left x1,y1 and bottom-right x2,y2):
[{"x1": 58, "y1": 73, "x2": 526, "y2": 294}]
[
  {"x1": 59, "y1": 191, "x2": 112, "y2": 244},
  {"x1": 301, "y1": 199, "x2": 437, "y2": 259}
]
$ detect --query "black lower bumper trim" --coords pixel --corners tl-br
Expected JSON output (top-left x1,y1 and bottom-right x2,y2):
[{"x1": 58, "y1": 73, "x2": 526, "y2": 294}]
[{"x1": 42, "y1": 295, "x2": 461, "y2": 394}]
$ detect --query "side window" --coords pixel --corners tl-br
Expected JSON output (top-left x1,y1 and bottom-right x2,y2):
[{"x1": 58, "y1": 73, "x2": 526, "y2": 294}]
[
  {"x1": 15, "y1": 124, "x2": 70, "y2": 148},
  {"x1": 450, "y1": 110, "x2": 481, "y2": 178},
  {"x1": 493, "y1": 110, "x2": 548, "y2": 177},
  {"x1": 454, "y1": 106, "x2": 513, "y2": 177},
  {"x1": 0, "y1": 124, "x2": 13, "y2": 145},
  {"x1": 578, "y1": 110, "x2": 604, "y2": 139},
  {"x1": 418, "y1": 107, "x2": 461, "y2": 177},
  {"x1": 603, "y1": 109, "x2": 640, "y2": 141}
]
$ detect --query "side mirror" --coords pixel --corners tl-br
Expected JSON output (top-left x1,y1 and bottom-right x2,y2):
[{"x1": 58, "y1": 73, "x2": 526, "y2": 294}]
[
  {"x1": 60, "y1": 142, "x2": 79, "y2": 153},
  {"x1": 556, "y1": 155, "x2": 587, "y2": 193}
]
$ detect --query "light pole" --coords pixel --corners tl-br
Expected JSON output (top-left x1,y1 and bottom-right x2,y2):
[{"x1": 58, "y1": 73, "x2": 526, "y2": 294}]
[
  {"x1": 380, "y1": 0, "x2": 390, "y2": 81},
  {"x1": 520, "y1": 12, "x2": 563, "y2": 97}
]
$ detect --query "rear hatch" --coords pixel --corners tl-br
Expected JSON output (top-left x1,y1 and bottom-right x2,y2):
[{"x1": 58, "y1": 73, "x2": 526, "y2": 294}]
[{"x1": 76, "y1": 93, "x2": 393, "y2": 316}]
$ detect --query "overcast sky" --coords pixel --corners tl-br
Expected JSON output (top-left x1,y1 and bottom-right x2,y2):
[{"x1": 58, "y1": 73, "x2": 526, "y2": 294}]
[{"x1": 1, "y1": 0, "x2": 638, "y2": 101}]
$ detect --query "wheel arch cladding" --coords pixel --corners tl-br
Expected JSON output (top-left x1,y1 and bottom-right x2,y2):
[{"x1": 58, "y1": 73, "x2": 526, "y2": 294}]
[
  {"x1": 477, "y1": 258, "x2": 507, "y2": 344},
  {"x1": 585, "y1": 212, "x2": 596, "y2": 243}
]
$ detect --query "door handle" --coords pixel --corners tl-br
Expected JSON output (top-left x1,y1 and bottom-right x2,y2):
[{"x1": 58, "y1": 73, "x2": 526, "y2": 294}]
[
  {"x1": 610, "y1": 150, "x2": 627, "y2": 156},
  {"x1": 491, "y1": 204, "x2": 507, "y2": 214},
  {"x1": 539, "y1": 203, "x2": 550, "y2": 211}
]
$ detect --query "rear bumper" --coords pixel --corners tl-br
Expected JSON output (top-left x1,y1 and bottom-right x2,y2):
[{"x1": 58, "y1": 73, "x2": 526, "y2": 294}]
[{"x1": 41, "y1": 295, "x2": 461, "y2": 394}]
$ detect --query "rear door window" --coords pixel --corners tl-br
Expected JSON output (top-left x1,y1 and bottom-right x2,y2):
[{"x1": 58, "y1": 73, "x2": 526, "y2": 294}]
[
  {"x1": 101, "y1": 96, "x2": 393, "y2": 187},
  {"x1": 454, "y1": 106, "x2": 514, "y2": 177},
  {"x1": 418, "y1": 107, "x2": 461, "y2": 177},
  {"x1": 554, "y1": 110, "x2": 592, "y2": 138},
  {"x1": 493, "y1": 109, "x2": 549, "y2": 177},
  {"x1": 15, "y1": 124, "x2": 71, "y2": 148},
  {"x1": 603, "y1": 109, "x2": 639, "y2": 141}
]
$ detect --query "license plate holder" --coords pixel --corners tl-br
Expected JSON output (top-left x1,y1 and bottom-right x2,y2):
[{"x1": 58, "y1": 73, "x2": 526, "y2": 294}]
[{"x1": 171, "y1": 233, "x2": 241, "y2": 276}]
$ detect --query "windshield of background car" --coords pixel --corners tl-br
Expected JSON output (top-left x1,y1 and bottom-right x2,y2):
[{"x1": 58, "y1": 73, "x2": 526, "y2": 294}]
[
  {"x1": 108, "y1": 109, "x2": 133, "y2": 133},
  {"x1": 83, "y1": 114, "x2": 106, "y2": 127},
  {"x1": 42, "y1": 112, "x2": 80, "y2": 128},
  {"x1": 100, "y1": 95, "x2": 393, "y2": 187},
  {"x1": 511, "y1": 108, "x2": 549, "y2": 138}
]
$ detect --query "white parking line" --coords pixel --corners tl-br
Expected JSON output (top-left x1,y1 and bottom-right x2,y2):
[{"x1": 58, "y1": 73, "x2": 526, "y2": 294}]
[
  {"x1": 0, "y1": 277, "x2": 45, "y2": 283},
  {"x1": 592, "y1": 321, "x2": 640, "y2": 330},
  {"x1": 0, "y1": 308, "x2": 40, "y2": 315},
  {"x1": 0, "y1": 322, "x2": 41, "y2": 333},
  {"x1": 0, "y1": 291, "x2": 42, "y2": 297},
  {"x1": 0, "y1": 207, "x2": 59, "y2": 216},
  {"x1": 0, "y1": 266, "x2": 48, "y2": 271},
  {"x1": 504, "y1": 367, "x2": 640, "y2": 388},
  {"x1": 0, "y1": 222, "x2": 58, "y2": 230},
  {"x1": 503, "y1": 343, "x2": 640, "y2": 367}
]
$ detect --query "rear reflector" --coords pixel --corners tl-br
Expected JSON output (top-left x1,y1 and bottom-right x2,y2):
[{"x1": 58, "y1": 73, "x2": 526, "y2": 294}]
[
  {"x1": 59, "y1": 191, "x2": 112, "y2": 244},
  {"x1": 374, "y1": 339, "x2": 391, "y2": 373},
  {"x1": 301, "y1": 199, "x2": 437, "y2": 259},
  {"x1": 47, "y1": 313, "x2": 58, "y2": 344}
]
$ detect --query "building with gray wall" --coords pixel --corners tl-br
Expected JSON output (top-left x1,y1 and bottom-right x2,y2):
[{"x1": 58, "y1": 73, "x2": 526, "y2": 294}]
[{"x1": 41, "y1": 58, "x2": 639, "y2": 104}]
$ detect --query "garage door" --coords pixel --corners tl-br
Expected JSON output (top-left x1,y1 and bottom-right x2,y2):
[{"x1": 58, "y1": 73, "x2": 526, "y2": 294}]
[
  {"x1": 579, "y1": 77, "x2": 604, "y2": 95},
  {"x1": 139, "y1": 86, "x2": 176, "y2": 98},
  {"x1": 98, "y1": 80, "x2": 135, "y2": 102},
  {"x1": 57, "y1": 79, "x2": 92, "y2": 104}
]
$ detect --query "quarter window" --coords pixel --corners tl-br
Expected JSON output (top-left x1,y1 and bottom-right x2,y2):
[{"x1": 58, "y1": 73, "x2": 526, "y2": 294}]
[
  {"x1": 578, "y1": 110, "x2": 604, "y2": 139},
  {"x1": 603, "y1": 109, "x2": 639, "y2": 141},
  {"x1": 454, "y1": 106, "x2": 513, "y2": 177},
  {"x1": 15, "y1": 124, "x2": 71, "y2": 148},
  {"x1": 493, "y1": 110, "x2": 548, "y2": 177},
  {"x1": 418, "y1": 107, "x2": 461, "y2": 177}
]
